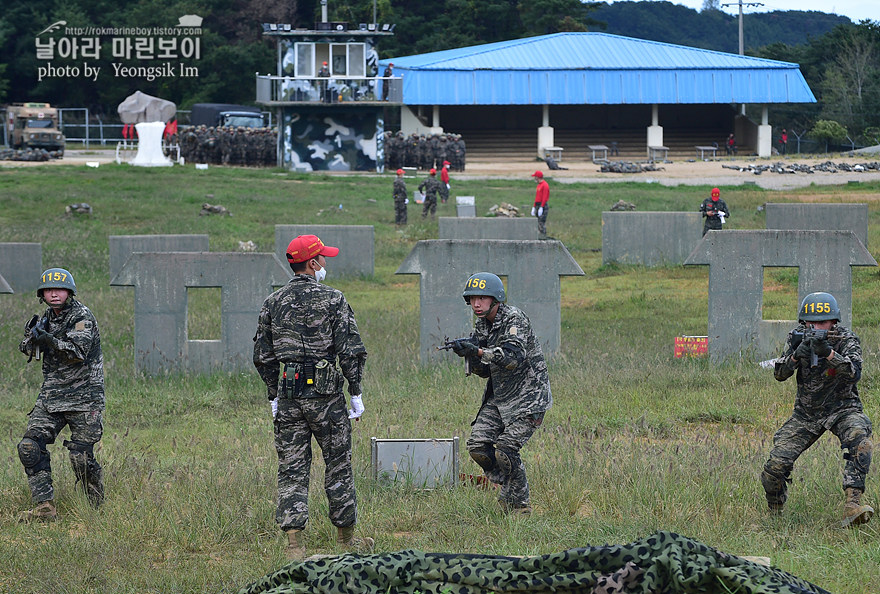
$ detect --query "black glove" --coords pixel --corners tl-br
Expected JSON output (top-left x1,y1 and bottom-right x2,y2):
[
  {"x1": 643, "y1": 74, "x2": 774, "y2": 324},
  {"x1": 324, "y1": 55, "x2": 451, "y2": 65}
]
[
  {"x1": 813, "y1": 337, "x2": 832, "y2": 358},
  {"x1": 793, "y1": 338, "x2": 812, "y2": 361},
  {"x1": 31, "y1": 326, "x2": 56, "y2": 350},
  {"x1": 451, "y1": 338, "x2": 479, "y2": 358}
]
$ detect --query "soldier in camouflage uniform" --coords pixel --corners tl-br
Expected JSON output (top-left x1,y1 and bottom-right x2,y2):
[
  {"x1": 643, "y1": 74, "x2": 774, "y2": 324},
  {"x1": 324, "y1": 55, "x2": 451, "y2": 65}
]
[
  {"x1": 449, "y1": 273, "x2": 552, "y2": 514},
  {"x1": 253, "y1": 235, "x2": 373, "y2": 559},
  {"x1": 17, "y1": 268, "x2": 105, "y2": 522},
  {"x1": 418, "y1": 168, "x2": 442, "y2": 219},
  {"x1": 393, "y1": 168, "x2": 408, "y2": 226},
  {"x1": 762, "y1": 291, "x2": 874, "y2": 527}
]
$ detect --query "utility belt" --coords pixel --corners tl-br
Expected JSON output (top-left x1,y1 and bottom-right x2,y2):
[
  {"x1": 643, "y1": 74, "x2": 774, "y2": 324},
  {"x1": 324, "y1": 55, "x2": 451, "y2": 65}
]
[{"x1": 280, "y1": 359, "x2": 344, "y2": 399}]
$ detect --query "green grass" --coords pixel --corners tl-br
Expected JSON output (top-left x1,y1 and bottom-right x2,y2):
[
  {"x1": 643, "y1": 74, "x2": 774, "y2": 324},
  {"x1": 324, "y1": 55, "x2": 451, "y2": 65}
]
[{"x1": 2, "y1": 164, "x2": 880, "y2": 593}]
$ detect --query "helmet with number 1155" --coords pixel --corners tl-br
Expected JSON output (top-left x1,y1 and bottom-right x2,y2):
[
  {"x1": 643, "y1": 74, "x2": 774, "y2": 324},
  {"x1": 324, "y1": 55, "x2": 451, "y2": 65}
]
[
  {"x1": 462, "y1": 272, "x2": 505, "y2": 303},
  {"x1": 36, "y1": 267, "x2": 77, "y2": 298},
  {"x1": 798, "y1": 291, "x2": 840, "y2": 322}
]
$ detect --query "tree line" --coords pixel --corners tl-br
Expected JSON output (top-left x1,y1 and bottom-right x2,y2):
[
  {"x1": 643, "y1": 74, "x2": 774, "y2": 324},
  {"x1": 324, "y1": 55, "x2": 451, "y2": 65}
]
[{"x1": 0, "y1": 0, "x2": 877, "y2": 144}]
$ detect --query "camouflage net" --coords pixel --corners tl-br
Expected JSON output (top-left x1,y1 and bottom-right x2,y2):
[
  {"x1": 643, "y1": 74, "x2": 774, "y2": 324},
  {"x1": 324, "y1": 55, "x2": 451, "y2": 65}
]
[{"x1": 236, "y1": 530, "x2": 829, "y2": 594}]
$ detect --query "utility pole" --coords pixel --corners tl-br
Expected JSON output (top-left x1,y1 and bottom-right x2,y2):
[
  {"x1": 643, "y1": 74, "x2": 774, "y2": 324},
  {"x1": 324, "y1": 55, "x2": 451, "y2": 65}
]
[{"x1": 721, "y1": 0, "x2": 763, "y2": 55}]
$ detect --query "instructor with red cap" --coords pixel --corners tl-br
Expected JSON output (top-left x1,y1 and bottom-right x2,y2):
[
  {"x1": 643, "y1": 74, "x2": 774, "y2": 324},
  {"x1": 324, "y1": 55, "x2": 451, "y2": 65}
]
[
  {"x1": 253, "y1": 234, "x2": 373, "y2": 560},
  {"x1": 699, "y1": 187, "x2": 729, "y2": 236},
  {"x1": 530, "y1": 171, "x2": 550, "y2": 238}
]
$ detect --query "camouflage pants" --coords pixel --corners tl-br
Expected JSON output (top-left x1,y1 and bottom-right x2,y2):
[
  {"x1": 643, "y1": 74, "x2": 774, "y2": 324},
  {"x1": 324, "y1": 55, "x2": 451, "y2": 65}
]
[
  {"x1": 421, "y1": 196, "x2": 437, "y2": 218},
  {"x1": 466, "y1": 402, "x2": 544, "y2": 508},
  {"x1": 702, "y1": 219, "x2": 721, "y2": 236},
  {"x1": 394, "y1": 199, "x2": 407, "y2": 225},
  {"x1": 536, "y1": 208, "x2": 548, "y2": 237},
  {"x1": 20, "y1": 400, "x2": 104, "y2": 504},
  {"x1": 762, "y1": 408, "x2": 873, "y2": 505},
  {"x1": 274, "y1": 393, "x2": 357, "y2": 531}
]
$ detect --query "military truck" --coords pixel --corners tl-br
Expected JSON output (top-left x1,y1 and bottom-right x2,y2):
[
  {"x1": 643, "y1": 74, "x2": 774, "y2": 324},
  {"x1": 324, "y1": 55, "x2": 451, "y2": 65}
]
[
  {"x1": 6, "y1": 103, "x2": 65, "y2": 154},
  {"x1": 189, "y1": 103, "x2": 265, "y2": 128}
]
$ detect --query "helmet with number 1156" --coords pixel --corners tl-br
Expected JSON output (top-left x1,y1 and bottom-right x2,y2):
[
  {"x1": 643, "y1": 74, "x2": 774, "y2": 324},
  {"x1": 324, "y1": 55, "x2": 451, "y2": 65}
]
[
  {"x1": 462, "y1": 272, "x2": 505, "y2": 303},
  {"x1": 798, "y1": 291, "x2": 840, "y2": 322}
]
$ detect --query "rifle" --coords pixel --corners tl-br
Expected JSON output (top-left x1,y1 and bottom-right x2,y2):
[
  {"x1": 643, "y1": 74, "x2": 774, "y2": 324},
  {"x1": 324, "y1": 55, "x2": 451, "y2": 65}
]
[
  {"x1": 436, "y1": 336, "x2": 476, "y2": 376},
  {"x1": 25, "y1": 314, "x2": 48, "y2": 362},
  {"x1": 789, "y1": 326, "x2": 840, "y2": 368}
]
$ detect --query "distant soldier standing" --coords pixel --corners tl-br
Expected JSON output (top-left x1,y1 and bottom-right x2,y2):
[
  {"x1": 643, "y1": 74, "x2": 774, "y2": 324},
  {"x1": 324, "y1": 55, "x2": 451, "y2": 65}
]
[
  {"x1": 418, "y1": 168, "x2": 442, "y2": 219},
  {"x1": 393, "y1": 168, "x2": 408, "y2": 226},
  {"x1": 449, "y1": 273, "x2": 552, "y2": 514},
  {"x1": 17, "y1": 268, "x2": 105, "y2": 522},
  {"x1": 531, "y1": 171, "x2": 549, "y2": 238},
  {"x1": 439, "y1": 160, "x2": 451, "y2": 204},
  {"x1": 762, "y1": 292, "x2": 874, "y2": 527},
  {"x1": 699, "y1": 187, "x2": 729, "y2": 236},
  {"x1": 254, "y1": 235, "x2": 373, "y2": 559}
]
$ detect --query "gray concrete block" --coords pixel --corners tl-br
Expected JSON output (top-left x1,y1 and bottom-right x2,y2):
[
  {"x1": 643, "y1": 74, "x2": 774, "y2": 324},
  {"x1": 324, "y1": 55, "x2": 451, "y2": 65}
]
[
  {"x1": 685, "y1": 230, "x2": 876, "y2": 363},
  {"x1": 455, "y1": 196, "x2": 476, "y2": 218},
  {"x1": 109, "y1": 235, "x2": 210, "y2": 280},
  {"x1": 111, "y1": 252, "x2": 292, "y2": 375},
  {"x1": 396, "y1": 239, "x2": 584, "y2": 363},
  {"x1": 275, "y1": 225, "x2": 374, "y2": 277},
  {"x1": 765, "y1": 203, "x2": 869, "y2": 249},
  {"x1": 0, "y1": 243, "x2": 42, "y2": 293},
  {"x1": 602, "y1": 212, "x2": 703, "y2": 266},
  {"x1": 438, "y1": 218, "x2": 539, "y2": 240},
  {"x1": 0, "y1": 273, "x2": 12, "y2": 293}
]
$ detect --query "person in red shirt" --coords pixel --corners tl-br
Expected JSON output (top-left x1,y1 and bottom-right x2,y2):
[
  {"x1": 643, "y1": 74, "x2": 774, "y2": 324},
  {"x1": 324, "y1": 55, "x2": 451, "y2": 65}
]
[
  {"x1": 531, "y1": 171, "x2": 549, "y2": 238},
  {"x1": 439, "y1": 160, "x2": 451, "y2": 203}
]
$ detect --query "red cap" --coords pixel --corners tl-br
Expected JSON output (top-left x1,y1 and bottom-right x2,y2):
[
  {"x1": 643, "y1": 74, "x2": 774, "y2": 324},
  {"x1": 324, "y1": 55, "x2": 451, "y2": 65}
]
[
  {"x1": 396, "y1": 168, "x2": 404, "y2": 175},
  {"x1": 429, "y1": 168, "x2": 436, "y2": 175},
  {"x1": 443, "y1": 160, "x2": 451, "y2": 166},
  {"x1": 322, "y1": 61, "x2": 328, "y2": 65},
  {"x1": 389, "y1": 62, "x2": 393, "y2": 66},
  {"x1": 531, "y1": 171, "x2": 543, "y2": 178},
  {"x1": 286, "y1": 235, "x2": 339, "y2": 264}
]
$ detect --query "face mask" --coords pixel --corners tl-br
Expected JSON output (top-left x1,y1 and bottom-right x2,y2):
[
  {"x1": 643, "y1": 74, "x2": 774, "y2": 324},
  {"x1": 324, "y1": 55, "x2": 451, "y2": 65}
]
[{"x1": 314, "y1": 265, "x2": 327, "y2": 283}]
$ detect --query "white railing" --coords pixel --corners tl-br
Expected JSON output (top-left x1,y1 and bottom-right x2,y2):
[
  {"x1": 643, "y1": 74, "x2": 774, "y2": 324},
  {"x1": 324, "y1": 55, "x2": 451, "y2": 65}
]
[{"x1": 255, "y1": 74, "x2": 402, "y2": 104}]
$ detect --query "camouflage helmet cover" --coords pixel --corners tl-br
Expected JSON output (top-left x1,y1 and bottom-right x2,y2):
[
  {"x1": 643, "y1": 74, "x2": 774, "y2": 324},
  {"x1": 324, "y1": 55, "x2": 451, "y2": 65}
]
[
  {"x1": 37, "y1": 267, "x2": 76, "y2": 297},
  {"x1": 798, "y1": 291, "x2": 840, "y2": 322},
  {"x1": 462, "y1": 272, "x2": 505, "y2": 303}
]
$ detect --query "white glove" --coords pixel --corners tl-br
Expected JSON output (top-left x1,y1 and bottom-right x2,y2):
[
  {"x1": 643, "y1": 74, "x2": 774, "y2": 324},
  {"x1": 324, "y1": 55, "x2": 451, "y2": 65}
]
[
  {"x1": 270, "y1": 398, "x2": 278, "y2": 419},
  {"x1": 530, "y1": 207, "x2": 536, "y2": 216},
  {"x1": 446, "y1": 183, "x2": 450, "y2": 189},
  {"x1": 537, "y1": 207, "x2": 544, "y2": 217},
  {"x1": 348, "y1": 394, "x2": 365, "y2": 419},
  {"x1": 404, "y1": 198, "x2": 409, "y2": 204}
]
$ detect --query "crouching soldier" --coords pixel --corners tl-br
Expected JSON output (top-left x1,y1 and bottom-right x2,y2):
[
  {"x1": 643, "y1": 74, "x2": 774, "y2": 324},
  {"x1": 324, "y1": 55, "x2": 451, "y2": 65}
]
[
  {"x1": 761, "y1": 291, "x2": 873, "y2": 527},
  {"x1": 18, "y1": 268, "x2": 105, "y2": 521}
]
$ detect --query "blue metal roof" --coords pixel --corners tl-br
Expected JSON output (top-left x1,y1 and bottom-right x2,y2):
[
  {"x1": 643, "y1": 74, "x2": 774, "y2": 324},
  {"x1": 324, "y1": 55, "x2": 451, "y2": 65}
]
[{"x1": 381, "y1": 33, "x2": 816, "y2": 105}]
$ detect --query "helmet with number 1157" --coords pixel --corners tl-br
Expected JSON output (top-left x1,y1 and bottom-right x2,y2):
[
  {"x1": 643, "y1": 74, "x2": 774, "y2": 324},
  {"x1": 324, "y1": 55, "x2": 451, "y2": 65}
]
[
  {"x1": 462, "y1": 272, "x2": 505, "y2": 303},
  {"x1": 36, "y1": 267, "x2": 77, "y2": 298},
  {"x1": 798, "y1": 291, "x2": 840, "y2": 322}
]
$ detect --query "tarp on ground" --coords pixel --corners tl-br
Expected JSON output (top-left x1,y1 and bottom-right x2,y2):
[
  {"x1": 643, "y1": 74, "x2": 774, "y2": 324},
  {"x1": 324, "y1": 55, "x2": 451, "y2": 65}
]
[
  {"x1": 117, "y1": 91, "x2": 176, "y2": 124},
  {"x1": 236, "y1": 530, "x2": 829, "y2": 594}
]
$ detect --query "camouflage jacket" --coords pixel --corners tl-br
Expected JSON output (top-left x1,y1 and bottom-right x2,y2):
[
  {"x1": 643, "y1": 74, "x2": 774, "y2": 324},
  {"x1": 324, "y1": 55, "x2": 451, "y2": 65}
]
[
  {"x1": 253, "y1": 274, "x2": 367, "y2": 399},
  {"x1": 393, "y1": 177, "x2": 407, "y2": 202},
  {"x1": 464, "y1": 304, "x2": 552, "y2": 420},
  {"x1": 19, "y1": 299, "x2": 104, "y2": 413},
  {"x1": 774, "y1": 323, "x2": 863, "y2": 420},
  {"x1": 418, "y1": 176, "x2": 442, "y2": 199},
  {"x1": 699, "y1": 197, "x2": 729, "y2": 221}
]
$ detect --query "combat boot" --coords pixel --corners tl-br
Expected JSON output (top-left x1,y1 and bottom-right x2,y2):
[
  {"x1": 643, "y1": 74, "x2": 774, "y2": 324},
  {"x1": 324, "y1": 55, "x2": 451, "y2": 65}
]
[
  {"x1": 499, "y1": 500, "x2": 532, "y2": 515},
  {"x1": 284, "y1": 529, "x2": 306, "y2": 560},
  {"x1": 842, "y1": 487, "x2": 874, "y2": 527},
  {"x1": 18, "y1": 500, "x2": 57, "y2": 523},
  {"x1": 337, "y1": 525, "x2": 375, "y2": 554}
]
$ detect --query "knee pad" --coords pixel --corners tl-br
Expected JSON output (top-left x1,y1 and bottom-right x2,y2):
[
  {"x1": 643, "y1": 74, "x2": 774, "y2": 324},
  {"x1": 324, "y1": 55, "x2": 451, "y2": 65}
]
[
  {"x1": 495, "y1": 448, "x2": 520, "y2": 477},
  {"x1": 845, "y1": 437, "x2": 873, "y2": 475},
  {"x1": 18, "y1": 437, "x2": 50, "y2": 477},
  {"x1": 761, "y1": 461, "x2": 791, "y2": 497},
  {"x1": 469, "y1": 446, "x2": 495, "y2": 472}
]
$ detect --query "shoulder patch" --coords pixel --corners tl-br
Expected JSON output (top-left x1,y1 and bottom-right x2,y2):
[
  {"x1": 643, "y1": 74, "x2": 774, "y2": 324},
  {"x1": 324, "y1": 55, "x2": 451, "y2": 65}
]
[{"x1": 75, "y1": 321, "x2": 92, "y2": 331}]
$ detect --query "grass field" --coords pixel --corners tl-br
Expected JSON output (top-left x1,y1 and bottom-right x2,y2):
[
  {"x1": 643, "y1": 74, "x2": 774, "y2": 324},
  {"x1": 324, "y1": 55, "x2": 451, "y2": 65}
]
[{"x1": 2, "y1": 164, "x2": 880, "y2": 593}]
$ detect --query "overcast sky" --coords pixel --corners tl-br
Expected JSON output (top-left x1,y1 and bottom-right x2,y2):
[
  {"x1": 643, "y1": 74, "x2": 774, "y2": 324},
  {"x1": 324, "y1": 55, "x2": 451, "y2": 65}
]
[{"x1": 609, "y1": 0, "x2": 880, "y2": 25}]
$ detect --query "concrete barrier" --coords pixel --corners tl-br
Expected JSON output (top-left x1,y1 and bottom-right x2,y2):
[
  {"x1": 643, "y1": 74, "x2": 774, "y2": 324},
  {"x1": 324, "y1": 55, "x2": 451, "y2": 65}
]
[
  {"x1": 109, "y1": 235, "x2": 210, "y2": 280},
  {"x1": 685, "y1": 230, "x2": 876, "y2": 362},
  {"x1": 275, "y1": 225, "x2": 374, "y2": 277},
  {"x1": 0, "y1": 243, "x2": 42, "y2": 293},
  {"x1": 438, "y1": 218, "x2": 539, "y2": 240},
  {"x1": 765, "y1": 203, "x2": 868, "y2": 249},
  {"x1": 602, "y1": 212, "x2": 702, "y2": 266}
]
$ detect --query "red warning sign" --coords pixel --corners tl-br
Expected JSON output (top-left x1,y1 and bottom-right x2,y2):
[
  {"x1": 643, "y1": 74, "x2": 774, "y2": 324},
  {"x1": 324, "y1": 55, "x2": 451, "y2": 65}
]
[{"x1": 674, "y1": 336, "x2": 708, "y2": 358}]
